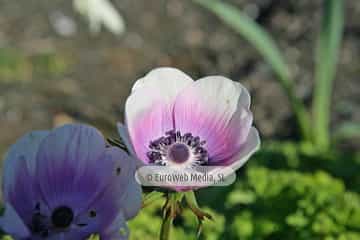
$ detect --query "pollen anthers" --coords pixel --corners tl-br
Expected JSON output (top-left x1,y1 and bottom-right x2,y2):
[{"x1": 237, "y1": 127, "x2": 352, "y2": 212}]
[{"x1": 147, "y1": 130, "x2": 208, "y2": 168}]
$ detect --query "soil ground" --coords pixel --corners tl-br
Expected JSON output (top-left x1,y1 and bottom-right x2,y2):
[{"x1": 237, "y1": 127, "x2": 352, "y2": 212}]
[{"x1": 0, "y1": 0, "x2": 359, "y2": 156}]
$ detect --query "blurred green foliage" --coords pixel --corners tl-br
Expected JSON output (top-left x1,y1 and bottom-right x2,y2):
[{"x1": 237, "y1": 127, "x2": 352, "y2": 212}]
[
  {"x1": 125, "y1": 144, "x2": 360, "y2": 240},
  {"x1": 0, "y1": 48, "x2": 70, "y2": 83}
]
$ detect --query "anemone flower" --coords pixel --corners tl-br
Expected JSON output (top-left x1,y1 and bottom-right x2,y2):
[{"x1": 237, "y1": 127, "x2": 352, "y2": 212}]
[
  {"x1": 0, "y1": 124, "x2": 141, "y2": 240},
  {"x1": 119, "y1": 67, "x2": 260, "y2": 188}
]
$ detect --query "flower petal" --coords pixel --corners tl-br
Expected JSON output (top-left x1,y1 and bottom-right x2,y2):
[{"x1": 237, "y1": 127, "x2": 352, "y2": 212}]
[
  {"x1": 58, "y1": 226, "x2": 96, "y2": 240},
  {"x1": 131, "y1": 67, "x2": 193, "y2": 93},
  {"x1": 208, "y1": 106, "x2": 253, "y2": 164},
  {"x1": 196, "y1": 128, "x2": 259, "y2": 189},
  {"x1": 116, "y1": 122, "x2": 136, "y2": 157},
  {"x1": 2, "y1": 131, "x2": 49, "y2": 202},
  {"x1": 173, "y1": 76, "x2": 251, "y2": 161},
  {"x1": 125, "y1": 97, "x2": 174, "y2": 164},
  {"x1": 46, "y1": 233, "x2": 65, "y2": 240},
  {"x1": 0, "y1": 203, "x2": 30, "y2": 239},
  {"x1": 2, "y1": 131, "x2": 50, "y2": 224},
  {"x1": 235, "y1": 82, "x2": 251, "y2": 109},
  {"x1": 75, "y1": 147, "x2": 140, "y2": 233},
  {"x1": 225, "y1": 127, "x2": 260, "y2": 169},
  {"x1": 3, "y1": 155, "x2": 40, "y2": 226},
  {"x1": 125, "y1": 68, "x2": 194, "y2": 164},
  {"x1": 118, "y1": 176, "x2": 142, "y2": 220},
  {"x1": 35, "y1": 124, "x2": 108, "y2": 210},
  {"x1": 100, "y1": 211, "x2": 129, "y2": 240}
]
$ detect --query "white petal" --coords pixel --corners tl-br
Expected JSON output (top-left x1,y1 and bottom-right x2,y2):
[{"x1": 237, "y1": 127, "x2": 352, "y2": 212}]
[
  {"x1": 235, "y1": 82, "x2": 251, "y2": 109},
  {"x1": 131, "y1": 67, "x2": 193, "y2": 93},
  {"x1": 73, "y1": 0, "x2": 125, "y2": 35}
]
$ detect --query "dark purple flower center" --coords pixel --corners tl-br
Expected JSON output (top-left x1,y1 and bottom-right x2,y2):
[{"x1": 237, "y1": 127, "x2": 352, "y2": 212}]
[
  {"x1": 30, "y1": 202, "x2": 92, "y2": 237},
  {"x1": 147, "y1": 130, "x2": 208, "y2": 168},
  {"x1": 168, "y1": 143, "x2": 190, "y2": 163},
  {"x1": 51, "y1": 206, "x2": 74, "y2": 229}
]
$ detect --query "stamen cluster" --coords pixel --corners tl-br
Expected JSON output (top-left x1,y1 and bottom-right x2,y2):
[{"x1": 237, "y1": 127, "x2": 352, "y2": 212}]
[{"x1": 147, "y1": 130, "x2": 208, "y2": 168}]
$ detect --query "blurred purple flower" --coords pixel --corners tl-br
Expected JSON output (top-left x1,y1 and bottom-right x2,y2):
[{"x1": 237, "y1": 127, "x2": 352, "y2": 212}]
[
  {"x1": 119, "y1": 68, "x2": 260, "y2": 189},
  {"x1": 0, "y1": 124, "x2": 141, "y2": 239}
]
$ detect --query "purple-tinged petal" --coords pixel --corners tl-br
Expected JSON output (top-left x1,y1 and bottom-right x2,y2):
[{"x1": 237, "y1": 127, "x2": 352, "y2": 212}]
[
  {"x1": 223, "y1": 127, "x2": 260, "y2": 169},
  {"x1": 186, "y1": 128, "x2": 259, "y2": 189},
  {"x1": 3, "y1": 156, "x2": 38, "y2": 226},
  {"x1": 1, "y1": 124, "x2": 141, "y2": 239},
  {"x1": 0, "y1": 203, "x2": 30, "y2": 239},
  {"x1": 57, "y1": 227, "x2": 95, "y2": 240},
  {"x1": 118, "y1": 176, "x2": 142, "y2": 220},
  {"x1": 125, "y1": 68, "x2": 193, "y2": 163},
  {"x1": 2, "y1": 131, "x2": 49, "y2": 202},
  {"x1": 75, "y1": 147, "x2": 140, "y2": 232},
  {"x1": 116, "y1": 122, "x2": 136, "y2": 157},
  {"x1": 125, "y1": 92, "x2": 174, "y2": 164},
  {"x1": 100, "y1": 212, "x2": 129, "y2": 240},
  {"x1": 173, "y1": 76, "x2": 251, "y2": 162},
  {"x1": 46, "y1": 233, "x2": 65, "y2": 240},
  {"x1": 207, "y1": 107, "x2": 253, "y2": 164},
  {"x1": 35, "y1": 124, "x2": 108, "y2": 211},
  {"x1": 198, "y1": 129, "x2": 259, "y2": 188}
]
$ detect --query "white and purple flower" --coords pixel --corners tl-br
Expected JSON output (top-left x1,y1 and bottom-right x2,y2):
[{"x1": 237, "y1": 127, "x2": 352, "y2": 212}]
[
  {"x1": 0, "y1": 124, "x2": 141, "y2": 240},
  {"x1": 119, "y1": 67, "x2": 260, "y2": 188}
]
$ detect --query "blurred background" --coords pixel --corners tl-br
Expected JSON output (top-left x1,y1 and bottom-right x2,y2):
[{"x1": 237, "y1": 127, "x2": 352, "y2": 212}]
[{"x1": 0, "y1": 0, "x2": 359, "y2": 239}]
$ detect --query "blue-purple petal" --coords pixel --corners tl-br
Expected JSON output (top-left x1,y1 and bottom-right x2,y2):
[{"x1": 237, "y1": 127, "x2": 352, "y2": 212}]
[
  {"x1": 74, "y1": 147, "x2": 140, "y2": 233},
  {"x1": 2, "y1": 131, "x2": 49, "y2": 202},
  {"x1": 0, "y1": 203, "x2": 30, "y2": 239},
  {"x1": 119, "y1": 177, "x2": 142, "y2": 220},
  {"x1": 100, "y1": 211, "x2": 129, "y2": 240},
  {"x1": 1, "y1": 123, "x2": 141, "y2": 239},
  {"x1": 35, "y1": 124, "x2": 107, "y2": 210}
]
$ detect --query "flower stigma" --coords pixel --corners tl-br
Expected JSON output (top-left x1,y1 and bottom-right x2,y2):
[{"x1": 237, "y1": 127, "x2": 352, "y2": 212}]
[{"x1": 51, "y1": 206, "x2": 74, "y2": 229}]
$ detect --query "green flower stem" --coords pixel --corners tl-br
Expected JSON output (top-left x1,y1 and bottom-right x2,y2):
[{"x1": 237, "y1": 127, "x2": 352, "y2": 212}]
[
  {"x1": 184, "y1": 191, "x2": 212, "y2": 220},
  {"x1": 184, "y1": 191, "x2": 213, "y2": 237},
  {"x1": 159, "y1": 211, "x2": 173, "y2": 240},
  {"x1": 159, "y1": 192, "x2": 184, "y2": 240}
]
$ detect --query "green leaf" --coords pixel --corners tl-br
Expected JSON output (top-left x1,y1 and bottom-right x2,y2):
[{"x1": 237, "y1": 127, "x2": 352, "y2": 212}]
[
  {"x1": 87, "y1": 234, "x2": 100, "y2": 240},
  {"x1": 313, "y1": 0, "x2": 344, "y2": 150},
  {"x1": 194, "y1": 0, "x2": 289, "y2": 82},
  {"x1": 193, "y1": 0, "x2": 311, "y2": 141}
]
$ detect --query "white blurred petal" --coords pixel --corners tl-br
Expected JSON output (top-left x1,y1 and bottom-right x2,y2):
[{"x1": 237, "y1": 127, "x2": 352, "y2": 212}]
[{"x1": 73, "y1": 0, "x2": 125, "y2": 35}]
